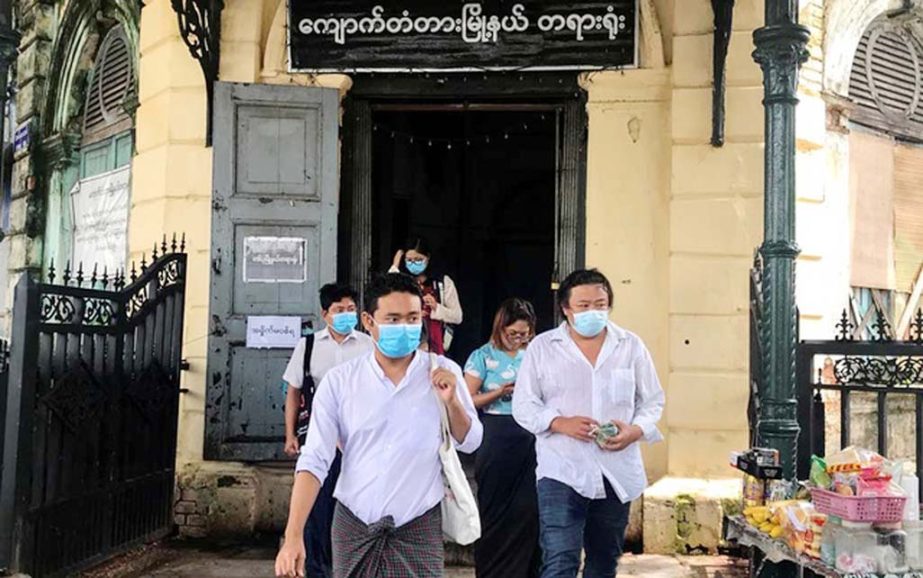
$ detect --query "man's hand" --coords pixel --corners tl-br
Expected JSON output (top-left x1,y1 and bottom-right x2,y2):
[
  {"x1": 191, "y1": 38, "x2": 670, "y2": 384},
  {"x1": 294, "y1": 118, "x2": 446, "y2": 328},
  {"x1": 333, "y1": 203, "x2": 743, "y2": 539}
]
[
  {"x1": 284, "y1": 435, "x2": 300, "y2": 457},
  {"x1": 432, "y1": 367, "x2": 458, "y2": 405},
  {"x1": 551, "y1": 416, "x2": 598, "y2": 442},
  {"x1": 392, "y1": 249, "x2": 405, "y2": 269},
  {"x1": 500, "y1": 383, "x2": 515, "y2": 396},
  {"x1": 601, "y1": 420, "x2": 644, "y2": 451},
  {"x1": 275, "y1": 536, "x2": 306, "y2": 577},
  {"x1": 423, "y1": 294, "x2": 438, "y2": 309}
]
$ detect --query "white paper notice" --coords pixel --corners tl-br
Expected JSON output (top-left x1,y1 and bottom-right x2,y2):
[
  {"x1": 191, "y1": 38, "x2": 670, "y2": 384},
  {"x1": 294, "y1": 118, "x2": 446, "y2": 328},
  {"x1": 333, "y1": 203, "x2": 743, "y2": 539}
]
[
  {"x1": 242, "y1": 236, "x2": 307, "y2": 283},
  {"x1": 246, "y1": 316, "x2": 302, "y2": 349},
  {"x1": 70, "y1": 167, "x2": 131, "y2": 275}
]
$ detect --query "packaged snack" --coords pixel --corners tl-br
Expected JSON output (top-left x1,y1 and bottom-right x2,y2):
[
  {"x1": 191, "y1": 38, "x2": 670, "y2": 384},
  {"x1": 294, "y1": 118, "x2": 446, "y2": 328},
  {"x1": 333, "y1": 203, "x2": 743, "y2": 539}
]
[
  {"x1": 810, "y1": 455, "x2": 832, "y2": 489},
  {"x1": 743, "y1": 474, "x2": 765, "y2": 509}
]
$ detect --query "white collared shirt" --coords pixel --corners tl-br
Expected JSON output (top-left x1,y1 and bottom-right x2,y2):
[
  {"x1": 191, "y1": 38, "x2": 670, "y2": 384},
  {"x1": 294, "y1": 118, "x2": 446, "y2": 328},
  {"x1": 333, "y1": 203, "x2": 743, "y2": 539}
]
[
  {"x1": 282, "y1": 327, "x2": 374, "y2": 388},
  {"x1": 512, "y1": 322, "x2": 665, "y2": 502},
  {"x1": 296, "y1": 352, "x2": 483, "y2": 527}
]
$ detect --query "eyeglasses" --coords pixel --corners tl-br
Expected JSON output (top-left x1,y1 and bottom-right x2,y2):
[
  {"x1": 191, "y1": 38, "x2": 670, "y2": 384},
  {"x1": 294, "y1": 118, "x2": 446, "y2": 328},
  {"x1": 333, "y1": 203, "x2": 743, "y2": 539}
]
[{"x1": 504, "y1": 330, "x2": 531, "y2": 342}]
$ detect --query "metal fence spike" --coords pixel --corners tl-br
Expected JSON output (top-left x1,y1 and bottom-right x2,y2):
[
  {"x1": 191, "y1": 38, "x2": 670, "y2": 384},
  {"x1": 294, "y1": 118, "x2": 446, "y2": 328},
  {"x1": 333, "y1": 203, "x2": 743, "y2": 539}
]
[
  {"x1": 162, "y1": 234, "x2": 169, "y2": 256},
  {"x1": 63, "y1": 261, "x2": 72, "y2": 286},
  {"x1": 180, "y1": 233, "x2": 186, "y2": 253},
  {"x1": 171, "y1": 232, "x2": 178, "y2": 253},
  {"x1": 48, "y1": 259, "x2": 56, "y2": 284}
]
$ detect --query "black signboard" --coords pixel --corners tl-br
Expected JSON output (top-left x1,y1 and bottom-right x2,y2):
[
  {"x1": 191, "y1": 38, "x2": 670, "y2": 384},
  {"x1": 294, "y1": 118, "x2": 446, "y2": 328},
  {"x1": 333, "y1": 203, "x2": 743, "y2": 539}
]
[{"x1": 288, "y1": 1, "x2": 637, "y2": 72}]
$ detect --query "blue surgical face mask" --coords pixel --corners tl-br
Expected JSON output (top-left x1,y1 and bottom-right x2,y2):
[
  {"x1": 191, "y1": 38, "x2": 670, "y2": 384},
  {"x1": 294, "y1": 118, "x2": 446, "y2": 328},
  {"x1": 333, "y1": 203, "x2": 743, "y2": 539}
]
[
  {"x1": 330, "y1": 311, "x2": 357, "y2": 335},
  {"x1": 405, "y1": 258, "x2": 428, "y2": 276},
  {"x1": 571, "y1": 310, "x2": 609, "y2": 338},
  {"x1": 375, "y1": 323, "x2": 423, "y2": 359}
]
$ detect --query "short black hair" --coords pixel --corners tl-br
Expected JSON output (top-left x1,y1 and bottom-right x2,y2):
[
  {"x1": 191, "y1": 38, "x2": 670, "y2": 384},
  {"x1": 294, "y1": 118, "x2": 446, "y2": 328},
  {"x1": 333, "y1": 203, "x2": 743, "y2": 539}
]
[
  {"x1": 319, "y1": 283, "x2": 360, "y2": 312},
  {"x1": 363, "y1": 273, "x2": 423, "y2": 315},
  {"x1": 556, "y1": 269, "x2": 614, "y2": 312}
]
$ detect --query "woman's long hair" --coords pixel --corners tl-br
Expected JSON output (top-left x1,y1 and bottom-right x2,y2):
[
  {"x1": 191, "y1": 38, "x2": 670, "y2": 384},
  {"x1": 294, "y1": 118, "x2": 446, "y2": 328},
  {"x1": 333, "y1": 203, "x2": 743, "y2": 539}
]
[{"x1": 490, "y1": 298, "x2": 537, "y2": 350}]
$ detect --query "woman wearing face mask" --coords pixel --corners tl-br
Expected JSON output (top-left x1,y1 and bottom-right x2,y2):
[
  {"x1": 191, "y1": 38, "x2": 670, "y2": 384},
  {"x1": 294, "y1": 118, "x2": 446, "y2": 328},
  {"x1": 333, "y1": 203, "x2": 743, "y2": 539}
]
[
  {"x1": 464, "y1": 298, "x2": 542, "y2": 578},
  {"x1": 389, "y1": 237, "x2": 463, "y2": 355}
]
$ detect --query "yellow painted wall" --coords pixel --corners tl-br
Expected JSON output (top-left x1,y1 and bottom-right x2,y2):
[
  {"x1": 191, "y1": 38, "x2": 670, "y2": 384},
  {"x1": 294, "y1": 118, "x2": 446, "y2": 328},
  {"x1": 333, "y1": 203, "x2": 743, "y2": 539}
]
[
  {"x1": 133, "y1": 0, "x2": 774, "y2": 491},
  {"x1": 664, "y1": 0, "x2": 765, "y2": 477}
]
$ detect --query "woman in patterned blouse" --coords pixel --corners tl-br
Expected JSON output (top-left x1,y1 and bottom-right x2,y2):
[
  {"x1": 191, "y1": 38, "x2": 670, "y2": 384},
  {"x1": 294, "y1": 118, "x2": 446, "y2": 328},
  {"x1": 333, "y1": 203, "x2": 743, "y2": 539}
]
[{"x1": 464, "y1": 298, "x2": 541, "y2": 578}]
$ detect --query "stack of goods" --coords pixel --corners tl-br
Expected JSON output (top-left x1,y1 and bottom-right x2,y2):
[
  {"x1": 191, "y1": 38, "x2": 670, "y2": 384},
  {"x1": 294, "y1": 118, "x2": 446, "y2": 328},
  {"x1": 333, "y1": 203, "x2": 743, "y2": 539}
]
[
  {"x1": 731, "y1": 445, "x2": 923, "y2": 574},
  {"x1": 730, "y1": 448, "x2": 785, "y2": 509},
  {"x1": 807, "y1": 447, "x2": 919, "y2": 574}
]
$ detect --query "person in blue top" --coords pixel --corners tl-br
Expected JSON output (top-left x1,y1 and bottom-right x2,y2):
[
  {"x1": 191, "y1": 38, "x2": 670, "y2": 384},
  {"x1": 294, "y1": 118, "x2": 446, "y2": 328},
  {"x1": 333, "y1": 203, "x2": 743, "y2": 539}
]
[{"x1": 464, "y1": 298, "x2": 541, "y2": 578}]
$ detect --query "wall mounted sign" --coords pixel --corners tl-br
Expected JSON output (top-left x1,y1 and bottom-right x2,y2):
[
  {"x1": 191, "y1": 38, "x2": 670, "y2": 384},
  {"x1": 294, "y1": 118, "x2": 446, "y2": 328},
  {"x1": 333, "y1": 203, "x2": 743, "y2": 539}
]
[
  {"x1": 242, "y1": 236, "x2": 307, "y2": 283},
  {"x1": 70, "y1": 166, "x2": 131, "y2": 276},
  {"x1": 14, "y1": 122, "x2": 29, "y2": 155},
  {"x1": 246, "y1": 316, "x2": 302, "y2": 348},
  {"x1": 288, "y1": 1, "x2": 637, "y2": 72}
]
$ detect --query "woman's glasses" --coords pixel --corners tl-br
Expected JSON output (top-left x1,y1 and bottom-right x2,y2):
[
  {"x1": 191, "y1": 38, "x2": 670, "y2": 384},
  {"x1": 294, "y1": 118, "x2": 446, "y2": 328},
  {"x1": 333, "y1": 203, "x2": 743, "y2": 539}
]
[{"x1": 504, "y1": 330, "x2": 531, "y2": 343}]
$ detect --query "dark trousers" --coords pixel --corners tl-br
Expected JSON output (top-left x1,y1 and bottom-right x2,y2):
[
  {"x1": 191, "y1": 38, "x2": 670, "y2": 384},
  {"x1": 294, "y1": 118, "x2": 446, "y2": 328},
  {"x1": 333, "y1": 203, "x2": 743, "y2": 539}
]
[
  {"x1": 537, "y1": 478, "x2": 631, "y2": 578},
  {"x1": 304, "y1": 450, "x2": 342, "y2": 578}
]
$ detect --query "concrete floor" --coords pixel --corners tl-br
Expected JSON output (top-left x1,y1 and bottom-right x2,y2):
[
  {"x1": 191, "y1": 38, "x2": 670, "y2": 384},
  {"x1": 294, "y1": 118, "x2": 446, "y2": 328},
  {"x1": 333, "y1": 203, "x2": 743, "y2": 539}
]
[{"x1": 79, "y1": 541, "x2": 748, "y2": 578}]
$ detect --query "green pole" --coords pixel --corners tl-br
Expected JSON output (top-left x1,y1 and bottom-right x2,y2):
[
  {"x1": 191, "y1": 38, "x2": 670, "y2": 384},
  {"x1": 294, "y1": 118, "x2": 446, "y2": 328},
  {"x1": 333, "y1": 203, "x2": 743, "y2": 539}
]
[{"x1": 751, "y1": 4, "x2": 808, "y2": 573}]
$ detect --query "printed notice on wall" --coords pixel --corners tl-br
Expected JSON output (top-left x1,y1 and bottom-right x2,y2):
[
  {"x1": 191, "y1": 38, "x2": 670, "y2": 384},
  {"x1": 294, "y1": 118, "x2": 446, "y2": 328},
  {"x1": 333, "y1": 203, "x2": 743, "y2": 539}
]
[
  {"x1": 70, "y1": 166, "x2": 131, "y2": 275},
  {"x1": 242, "y1": 236, "x2": 307, "y2": 283},
  {"x1": 246, "y1": 316, "x2": 302, "y2": 349}
]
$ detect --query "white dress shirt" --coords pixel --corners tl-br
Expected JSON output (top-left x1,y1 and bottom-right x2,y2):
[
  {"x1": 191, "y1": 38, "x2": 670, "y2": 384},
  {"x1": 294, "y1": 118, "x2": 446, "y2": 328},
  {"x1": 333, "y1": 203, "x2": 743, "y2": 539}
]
[
  {"x1": 296, "y1": 352, "x2": 483, "y2": 527},
  {"x1": 282, "y1": 327, "x2": 373, "y2": 388},
  {"x1": 512, "y1": 322, "x2": 665, "y2": 502}
]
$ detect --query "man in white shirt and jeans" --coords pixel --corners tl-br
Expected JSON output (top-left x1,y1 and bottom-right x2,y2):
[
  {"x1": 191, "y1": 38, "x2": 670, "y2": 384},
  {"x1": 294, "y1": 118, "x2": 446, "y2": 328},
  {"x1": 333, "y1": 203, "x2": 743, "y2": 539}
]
[
  {"x1": 513, "y1": 269, "x2": 665, "y2": 578},
  {"x1": 275, "y1": 273, "x2": 482, "y2": 578},
  {"x1": 282, "y1": 283, "x2": 373, "y2": 578}
]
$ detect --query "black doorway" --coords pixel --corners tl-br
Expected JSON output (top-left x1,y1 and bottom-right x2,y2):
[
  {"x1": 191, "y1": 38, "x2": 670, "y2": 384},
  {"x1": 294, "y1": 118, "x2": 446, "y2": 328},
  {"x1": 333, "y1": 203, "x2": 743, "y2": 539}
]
[{"x1": 371, "y1": 107, "x2": 557, "y2": 362}]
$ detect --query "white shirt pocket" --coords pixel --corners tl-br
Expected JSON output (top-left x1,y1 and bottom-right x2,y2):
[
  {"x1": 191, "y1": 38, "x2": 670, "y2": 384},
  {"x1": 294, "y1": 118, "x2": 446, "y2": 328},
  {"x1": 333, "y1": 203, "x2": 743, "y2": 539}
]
[{"x1": 606, "y1": 368, "x2": 636, "y2": 414}]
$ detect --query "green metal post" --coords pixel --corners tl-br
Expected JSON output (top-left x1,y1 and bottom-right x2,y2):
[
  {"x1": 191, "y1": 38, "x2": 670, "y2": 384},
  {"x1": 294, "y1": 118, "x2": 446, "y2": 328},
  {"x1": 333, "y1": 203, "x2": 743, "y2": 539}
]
[
  {"x1": 752, "y1": 2, "x2": 809, "y2": 478},
  {"x1": 751, "y1": 3, "x2": 810, "y2": 573}
]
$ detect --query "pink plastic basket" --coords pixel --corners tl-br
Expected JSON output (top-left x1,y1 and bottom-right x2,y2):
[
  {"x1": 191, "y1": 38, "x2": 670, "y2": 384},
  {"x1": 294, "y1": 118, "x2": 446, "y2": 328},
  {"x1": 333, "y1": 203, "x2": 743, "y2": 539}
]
[{"x1": 811, "y1": 488, "x2": 907, "y2": 523}]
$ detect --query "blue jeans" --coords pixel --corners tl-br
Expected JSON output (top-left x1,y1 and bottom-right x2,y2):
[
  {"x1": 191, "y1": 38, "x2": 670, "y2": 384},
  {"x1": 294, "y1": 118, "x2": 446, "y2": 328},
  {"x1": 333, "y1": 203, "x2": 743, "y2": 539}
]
[
  {"x1": 304, "y1": 451, "x2": 341, "y2": 578},
  {"x1": 537, "y1": 478, "x2": 631, "y2": 578}
]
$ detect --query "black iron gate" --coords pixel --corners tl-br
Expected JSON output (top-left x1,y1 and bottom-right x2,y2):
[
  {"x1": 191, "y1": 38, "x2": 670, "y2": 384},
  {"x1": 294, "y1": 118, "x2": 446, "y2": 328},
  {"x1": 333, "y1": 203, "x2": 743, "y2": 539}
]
[
  {"x1": 0, "y1": 238, "x2": 187, "y2": 577},
  {"x1": 795, "y1": 308, "x2": 923, "y2": 500}
]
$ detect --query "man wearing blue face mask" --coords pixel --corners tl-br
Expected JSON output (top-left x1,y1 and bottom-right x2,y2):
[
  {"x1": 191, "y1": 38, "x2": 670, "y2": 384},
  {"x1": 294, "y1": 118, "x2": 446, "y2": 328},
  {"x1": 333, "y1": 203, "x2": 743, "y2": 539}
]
[
  {"x1": 282, "y1": 282, "x2": 373, "y2": 578},
  {"x1": 512, "y1": 269, "x2": 665, "y2": 578},
  {"x1": 276, "y1": 273, "x2": 482, "y2": 577}
]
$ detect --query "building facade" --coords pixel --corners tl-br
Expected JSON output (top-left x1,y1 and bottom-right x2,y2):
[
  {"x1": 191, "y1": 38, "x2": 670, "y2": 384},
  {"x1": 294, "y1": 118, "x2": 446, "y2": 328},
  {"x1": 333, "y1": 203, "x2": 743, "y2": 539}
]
[{"x1": 7, "y1": 0, "x2": 923, "y2": 552}]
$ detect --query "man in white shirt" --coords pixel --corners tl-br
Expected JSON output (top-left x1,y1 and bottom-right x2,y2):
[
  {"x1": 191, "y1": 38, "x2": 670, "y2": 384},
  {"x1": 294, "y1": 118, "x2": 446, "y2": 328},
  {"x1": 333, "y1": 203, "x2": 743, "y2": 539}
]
[
  {"x1": 275, "y1": 273, "x2": 483, "y2": 578},
  {"x1": 281, "y1": 283, "x2": 373, "y2": 578},
  {"x1": 513, "y1": 269, "x2": 665, "y2": 578}
]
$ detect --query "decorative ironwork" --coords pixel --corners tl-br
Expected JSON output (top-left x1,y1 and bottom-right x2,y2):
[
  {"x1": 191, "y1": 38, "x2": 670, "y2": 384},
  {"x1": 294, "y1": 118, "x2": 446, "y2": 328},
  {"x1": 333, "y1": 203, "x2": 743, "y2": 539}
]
[
  {"x1": 911, "y1": 309, "x2": 923, "y2": 344},
  {"x1": 126, "y1": 361, "x2": 175, "y2": 423},
  {"x1": 835, "y1": 309, "x2": 855, "y2": 342},
  {"x1": 81, "y1": 297, "x2": 116, "y2": 326},
  {"x1": 833, "y1": 356, "x2": 923, "y2": 387},
  {"x1": 872, "y1": 307, "x2": 893, "y2": 342},
  {"x1": 41, "y1": 362, "x2": 108, "y2": 433},
  {"x1": 171, "y1": 0, "x2": 223, "y2": 146},
  {"x1": 711, "y1": 0, "x2": 735, "y2": 147},
  {"x1": 126, "y1": 284, "x2": 150, "y2": 319},
  {"x1": 40, "y1": 294, "x2": 77, "y2": 324},
  {"x1": 751, "y1": 0, "x2": 811, "y2": 488},
  {"x1": 2, "y1": 235, "x2": 188, "y2": 576}
]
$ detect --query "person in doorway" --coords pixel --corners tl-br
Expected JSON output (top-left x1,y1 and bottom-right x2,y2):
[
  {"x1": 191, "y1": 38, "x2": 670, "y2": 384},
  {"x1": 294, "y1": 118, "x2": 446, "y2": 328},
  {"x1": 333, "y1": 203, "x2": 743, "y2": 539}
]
[
  {"x1": 512, "y1": 269, "x2": 665, "y2": 578},
  {"x1": 275, "y1": 273, "x2": 483, "y2": 578},
  {"x1": 282, "y1": 283, "x2": 373, "y2": 578},
  {"x1": 390, "y1": 237, "x2": 463, "y2": 355},
  {"x1": 464, "y1": 297, "x2": 542, "y2": 578}
]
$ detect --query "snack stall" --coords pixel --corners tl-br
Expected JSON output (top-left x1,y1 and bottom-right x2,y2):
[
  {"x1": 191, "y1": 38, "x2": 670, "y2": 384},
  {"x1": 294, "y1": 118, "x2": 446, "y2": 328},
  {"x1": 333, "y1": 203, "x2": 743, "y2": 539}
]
[{"x1": 724, "y1": 447, "x2": 923, "y2": 577}]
